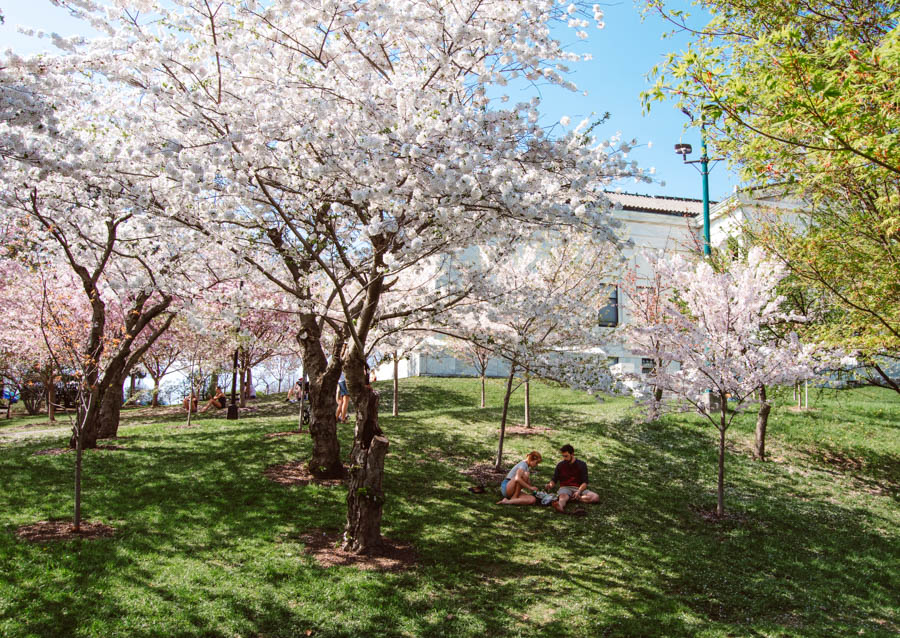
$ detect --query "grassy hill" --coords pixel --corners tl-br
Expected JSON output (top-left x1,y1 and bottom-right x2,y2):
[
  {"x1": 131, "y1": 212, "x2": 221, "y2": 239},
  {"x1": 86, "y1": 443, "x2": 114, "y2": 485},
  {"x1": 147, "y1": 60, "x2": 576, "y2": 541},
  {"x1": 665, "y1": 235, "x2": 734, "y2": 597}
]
[{"x1": 0, "y1": 378, "x2": 897, "y2": 637}]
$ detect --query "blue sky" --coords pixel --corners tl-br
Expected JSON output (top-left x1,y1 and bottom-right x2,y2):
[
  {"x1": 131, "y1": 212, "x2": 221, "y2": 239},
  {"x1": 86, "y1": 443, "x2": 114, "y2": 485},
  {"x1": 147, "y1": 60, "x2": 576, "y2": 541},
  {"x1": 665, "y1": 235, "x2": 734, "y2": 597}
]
[{"x1": 0, "y1": 0, "x2": 739, "y2": 202}]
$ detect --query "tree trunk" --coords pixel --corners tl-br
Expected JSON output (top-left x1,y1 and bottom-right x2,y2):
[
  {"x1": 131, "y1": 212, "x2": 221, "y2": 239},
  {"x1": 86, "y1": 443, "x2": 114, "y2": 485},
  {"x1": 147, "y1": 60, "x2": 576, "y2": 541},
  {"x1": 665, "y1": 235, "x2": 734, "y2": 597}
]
[
  {"x1": 74, "y1": 418, "x2": 83, "y2": 532},
  {"x1": 390, "y1": 355, "x2": 398, "y2": 417},
  {"x1": 481, "y1": 374, "x2": 486, "y2": 408},
  {"x1": 97, "y1": 376, "x2": 124, "y2": 439},
  {"x1": 754, "y1": 385, "x2": 771, "y2": 461},
  {"x1": 47, "y1": 378, "x2": 56, "y2": 423},
  {"x1": 74, "y1": 388, "x2": 103, "y2": 449},
  {"x1": 128, "y1": 374, "x2": 137, "y2": 401},
  {"x1": 299, "y1": 328, "x2": 345, "y2": 479},
  {"x1": 150, "y1": 375, "x2": 160, "y2": 408},
  {"x1": 495, "y1": 363, "x2": 517, "y2": 471},
  {"x1": 239, "y1": 366, "x2": 247, "y2": 408},
  {"x1": 343, "y1": 389, "x2": 387, "y2": 554},
  {"x1": 524, "y1": 376, "x2": 531, "y2": 428},
  {"x1": 717, "y1": 393, "x2": 727, "y2": 517}
]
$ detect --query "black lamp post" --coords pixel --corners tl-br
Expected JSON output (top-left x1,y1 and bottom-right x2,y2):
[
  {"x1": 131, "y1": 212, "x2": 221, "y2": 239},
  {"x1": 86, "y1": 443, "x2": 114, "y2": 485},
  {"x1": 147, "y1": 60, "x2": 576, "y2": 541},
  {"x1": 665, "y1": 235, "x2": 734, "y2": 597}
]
[{"x1": 226, "y1": 347, "x2": 239, "y2": 420}]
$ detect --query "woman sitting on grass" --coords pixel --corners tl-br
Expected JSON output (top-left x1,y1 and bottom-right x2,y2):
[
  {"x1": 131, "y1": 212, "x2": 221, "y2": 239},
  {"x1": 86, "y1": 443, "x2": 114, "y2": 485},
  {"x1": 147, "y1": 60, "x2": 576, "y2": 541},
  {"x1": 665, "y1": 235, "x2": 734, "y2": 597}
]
[
  {"x1": 199, "y1": 386, "x2": 227, "y2": 413},
  {"x1": 497, "y1": 451, "x2": 542, "y2": 505}
]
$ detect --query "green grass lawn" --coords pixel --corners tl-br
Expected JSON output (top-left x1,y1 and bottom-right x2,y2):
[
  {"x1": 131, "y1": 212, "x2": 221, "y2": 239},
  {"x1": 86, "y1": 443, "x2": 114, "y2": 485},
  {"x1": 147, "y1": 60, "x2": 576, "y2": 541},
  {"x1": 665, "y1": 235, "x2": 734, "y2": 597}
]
[{"x1": 1, "y1": 378, "x2": 897, "y2": 637}]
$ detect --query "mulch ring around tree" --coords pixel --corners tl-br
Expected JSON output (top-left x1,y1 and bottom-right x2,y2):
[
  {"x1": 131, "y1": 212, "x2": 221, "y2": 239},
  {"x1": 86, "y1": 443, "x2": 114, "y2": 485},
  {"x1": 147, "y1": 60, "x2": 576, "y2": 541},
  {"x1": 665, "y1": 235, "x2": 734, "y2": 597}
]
[
  {"x1": 688, "y1": 504, "x2": 751, "y2": 526},
  {"x1": 264, "y1": 430, "x2": 306, "y2": 439},
  {"x1": 461, "y1": 462, "x2": 507, "y2": 487},
  {"x1": 33, "y1": 447, "x2": 70, "y2": 456},
  {"x1": 16, "y1": 520, "x2": 116, "y2": 543},
  {"x1": 32, "y1": 445, "x2": 126, "y2": 456},
  {"x1": 264, "y1": 461, "x2": 345, "y2": 487},
  {"x1": 504, "y1": 424, "x2": 554, "y2": 435},
  {"x1": 299, "y1": 529, "x2": 418, "y2": 571}
]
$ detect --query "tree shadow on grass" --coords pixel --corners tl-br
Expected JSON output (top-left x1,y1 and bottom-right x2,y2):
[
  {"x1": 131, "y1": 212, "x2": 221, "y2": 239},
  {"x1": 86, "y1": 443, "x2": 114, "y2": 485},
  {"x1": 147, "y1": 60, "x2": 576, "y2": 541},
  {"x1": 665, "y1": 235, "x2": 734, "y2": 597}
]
[
  {"x1": 2, "y1": 387, "x2": 897, "y2": 638},
  {"x1": 374, "y1": 412, "x2": 899, "y2": 637}
]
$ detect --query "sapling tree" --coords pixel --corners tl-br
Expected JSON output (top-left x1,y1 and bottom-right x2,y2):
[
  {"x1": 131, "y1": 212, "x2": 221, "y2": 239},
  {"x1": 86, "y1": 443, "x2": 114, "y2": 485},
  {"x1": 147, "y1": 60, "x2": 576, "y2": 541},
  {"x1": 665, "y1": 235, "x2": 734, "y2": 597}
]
[
  {"x1": 615, "y1": 249, "x2": 681, "y2": 421},
  {"x1": 445, "y1": 338, "x2": 494, "y2": 409},
  {"x1": 370, "y1": 327, "x2": 426, "y2": 417},
  {"x1": 452, "y1": 232, "x2": 621, "y2": 470},
  {"x1": 619, "y1": 247, "x2": 814, "y2": 516}
]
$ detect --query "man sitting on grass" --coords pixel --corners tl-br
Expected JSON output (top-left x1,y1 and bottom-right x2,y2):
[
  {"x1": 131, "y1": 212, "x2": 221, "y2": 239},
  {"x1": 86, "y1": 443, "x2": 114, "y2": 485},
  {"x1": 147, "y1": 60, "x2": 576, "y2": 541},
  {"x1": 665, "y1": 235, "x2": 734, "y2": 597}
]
[{"x1": 545, "y1": 444, "x2": 599, "y2": 513}]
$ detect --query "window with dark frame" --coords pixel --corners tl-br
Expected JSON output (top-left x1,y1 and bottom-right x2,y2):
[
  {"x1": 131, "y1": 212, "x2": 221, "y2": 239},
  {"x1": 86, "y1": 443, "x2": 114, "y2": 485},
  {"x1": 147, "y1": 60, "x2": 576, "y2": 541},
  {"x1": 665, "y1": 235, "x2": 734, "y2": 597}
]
[
  {"x1": 641, "y1": 358, "x2": 655, "y2": 375},
  {"x1": 597, "y1": 285, "x2": 619, "y2": 327}
]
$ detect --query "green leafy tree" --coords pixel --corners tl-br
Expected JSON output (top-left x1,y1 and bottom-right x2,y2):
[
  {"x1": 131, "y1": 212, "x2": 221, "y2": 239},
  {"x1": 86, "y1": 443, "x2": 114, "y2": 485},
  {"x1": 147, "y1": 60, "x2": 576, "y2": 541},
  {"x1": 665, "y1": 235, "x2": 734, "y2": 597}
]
[{"x1": 642, "y1": 0, "x2": 900, "y2": 390}]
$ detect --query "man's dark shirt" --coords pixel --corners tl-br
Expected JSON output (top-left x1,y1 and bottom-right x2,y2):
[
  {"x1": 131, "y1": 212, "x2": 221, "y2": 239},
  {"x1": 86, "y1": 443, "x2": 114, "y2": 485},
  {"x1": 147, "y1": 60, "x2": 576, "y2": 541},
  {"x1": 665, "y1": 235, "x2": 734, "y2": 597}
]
[{"x1": 553, "y1": 459, "x2": 589, "y2": 487}]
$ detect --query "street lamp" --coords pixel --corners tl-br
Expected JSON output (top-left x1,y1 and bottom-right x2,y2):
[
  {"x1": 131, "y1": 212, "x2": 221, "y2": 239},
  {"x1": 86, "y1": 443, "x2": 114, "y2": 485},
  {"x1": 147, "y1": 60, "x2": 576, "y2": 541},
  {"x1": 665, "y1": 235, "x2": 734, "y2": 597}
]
[
  {"x1": 227, "y1": 347, "x2": 239, "y2": 420},
  {"x1": 675, "y1": 109, "x2": 719, "y2": 256}
]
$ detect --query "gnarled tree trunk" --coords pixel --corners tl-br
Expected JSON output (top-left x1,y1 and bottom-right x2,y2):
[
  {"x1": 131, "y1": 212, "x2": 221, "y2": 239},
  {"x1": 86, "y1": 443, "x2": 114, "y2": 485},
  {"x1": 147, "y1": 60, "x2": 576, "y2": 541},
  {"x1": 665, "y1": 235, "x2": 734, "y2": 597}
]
[
  {"x1": 343, "y1": 389, "x2": 386, "y2": 554},
  {"x1": 298, "y1": 323, "x2": 345, "y2": 479},
  {"x1": 97, "y1": 374, "x2": 125, "y2": 439}
]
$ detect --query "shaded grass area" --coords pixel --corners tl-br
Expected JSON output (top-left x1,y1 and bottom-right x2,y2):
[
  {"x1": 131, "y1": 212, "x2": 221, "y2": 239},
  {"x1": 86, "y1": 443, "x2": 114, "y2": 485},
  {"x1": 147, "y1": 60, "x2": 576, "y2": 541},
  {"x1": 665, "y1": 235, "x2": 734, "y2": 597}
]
[{"x1": 0, "y1": 377, "x2": 897, "y2": 637}]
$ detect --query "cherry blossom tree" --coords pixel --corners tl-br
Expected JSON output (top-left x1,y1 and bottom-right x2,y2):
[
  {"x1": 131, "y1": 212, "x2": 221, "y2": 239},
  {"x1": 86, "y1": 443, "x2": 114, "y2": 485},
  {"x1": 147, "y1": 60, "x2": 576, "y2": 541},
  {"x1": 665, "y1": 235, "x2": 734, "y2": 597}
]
[
  {"x1": 450, "y1": 232, "x2": 621, "y2": 470},
  {"x1": 444, "y1": 338, "x2": 494, "y2": 409},
  {"x1": 370, "y1": 328, "x2": 425, "y2": 417},
  {"x1": 0, "y1": 59, "x2": 211, "y2": 444},
  {"x1": 618, "y1": 247, "x2": 814, "y2": 516},
  {"x1": 140, "y1": 320, "x2": 185, "y2": 408},
  {"x1": 614, "y1": 249, "x2": 681, "y2": 421},
  {"x1": 15, "y1": 0, "x2": 647, "y2": 553}
]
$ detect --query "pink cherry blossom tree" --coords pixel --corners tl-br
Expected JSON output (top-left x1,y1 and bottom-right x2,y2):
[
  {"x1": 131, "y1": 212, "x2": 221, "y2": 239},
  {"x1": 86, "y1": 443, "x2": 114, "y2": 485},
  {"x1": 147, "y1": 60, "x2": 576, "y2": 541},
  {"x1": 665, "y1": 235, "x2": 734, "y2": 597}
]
[
  {"x1": 619, "y1": 247, "x2": 815, "y2": 516},
  {"x1": 450, "y1": 232, "x2": 622, "y2": 470}
]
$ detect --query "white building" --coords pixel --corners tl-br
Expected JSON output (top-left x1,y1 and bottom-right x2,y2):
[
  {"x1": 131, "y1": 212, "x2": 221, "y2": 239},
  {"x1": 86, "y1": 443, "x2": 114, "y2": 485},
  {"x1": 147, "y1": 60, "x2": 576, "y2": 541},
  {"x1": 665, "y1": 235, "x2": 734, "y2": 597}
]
[{"x1": 387, "y1": 189, "x2": 803, "y2": 380}]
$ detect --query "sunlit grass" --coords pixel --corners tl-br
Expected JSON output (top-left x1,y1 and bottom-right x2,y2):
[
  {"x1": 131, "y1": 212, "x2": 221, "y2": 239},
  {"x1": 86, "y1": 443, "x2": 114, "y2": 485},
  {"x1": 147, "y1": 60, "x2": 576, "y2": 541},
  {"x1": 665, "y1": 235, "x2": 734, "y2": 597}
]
[{"x1": 0, "y1": 378, "x2": 897, "y2": 637}]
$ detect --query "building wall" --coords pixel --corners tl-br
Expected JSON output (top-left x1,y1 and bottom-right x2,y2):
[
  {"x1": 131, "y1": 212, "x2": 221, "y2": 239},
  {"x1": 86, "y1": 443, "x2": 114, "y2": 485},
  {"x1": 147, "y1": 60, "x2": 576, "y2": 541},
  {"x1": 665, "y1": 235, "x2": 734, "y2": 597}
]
[{"x1": 397, "y1": 192, "x2": 763, "y2": 380}]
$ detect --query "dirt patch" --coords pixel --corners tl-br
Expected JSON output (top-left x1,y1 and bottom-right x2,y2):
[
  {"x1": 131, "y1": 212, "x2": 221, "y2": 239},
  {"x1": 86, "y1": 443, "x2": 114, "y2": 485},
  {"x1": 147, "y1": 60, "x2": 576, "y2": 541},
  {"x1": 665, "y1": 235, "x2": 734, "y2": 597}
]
[
  {"x1": 461, "y1": 462, "x2": 507, "y2": 487},
  {"x1": 300, "y1": 529, "x2": 417, "y2": 571},
  {"x1": 264, "y1": 461, "x2": 345, "y2": 487},
  {"x1": 818, "y1": 451, "x2": 866, "y2": 472},
  {"x1": 16, "y1": 520, "x2": 115, "y2": 543},
  {"x1": 688, "y1": 504, "x2": 750, "y2": 525},
  {"x1": 505, "y1": 424, "x2": 554, "y2": 435},
  {"x1": 33, "y1": 445, "x2": 126, "y2": 456},
  {"x1": 264, "y1": 430, "x2": 305, "y2": 439},
  {"x1": 33, "y1": 447, "x2": 70, "y2": 456}
]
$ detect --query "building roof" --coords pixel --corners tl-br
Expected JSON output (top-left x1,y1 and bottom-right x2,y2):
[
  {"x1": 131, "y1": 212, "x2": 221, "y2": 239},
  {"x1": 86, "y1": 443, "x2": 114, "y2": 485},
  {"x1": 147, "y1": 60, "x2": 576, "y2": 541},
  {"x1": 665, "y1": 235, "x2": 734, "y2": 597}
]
[{"x1": 604, "y1": 191, "x2": 712, "y2": 217}]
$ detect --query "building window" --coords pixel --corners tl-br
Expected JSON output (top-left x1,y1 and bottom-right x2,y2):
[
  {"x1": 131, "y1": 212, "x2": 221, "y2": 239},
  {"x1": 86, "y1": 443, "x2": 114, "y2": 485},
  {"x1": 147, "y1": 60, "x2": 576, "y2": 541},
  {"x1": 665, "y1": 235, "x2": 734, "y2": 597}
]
[
  {"x1": 607, "y1": 357, "x2": 619, "y2": 367},
  {"x1": 641, "y1": 358, "x2": 655, "y2": 375},
  {"x1": 597, "y1": 286, "x2": 619, "y2": 327}
]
